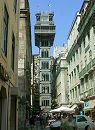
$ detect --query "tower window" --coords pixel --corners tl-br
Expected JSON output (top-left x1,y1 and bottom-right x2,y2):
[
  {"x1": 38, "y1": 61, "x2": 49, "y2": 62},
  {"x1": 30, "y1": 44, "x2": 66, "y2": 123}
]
[
  {"x1": 41, "y1": 61, "x2": 49, "y2": 69},
  {"x1": 42, "y1": 73, "x2": 49, "y2": 81},
  {"x1": 49, "y1": 16, "x2": 53, "y2": 21},
  {"x1": 37, "y1": 16, "x2": 40, "y2": 21},
  {"x1": 41, "y1": 50, "x2": 49, "y2": 58}
]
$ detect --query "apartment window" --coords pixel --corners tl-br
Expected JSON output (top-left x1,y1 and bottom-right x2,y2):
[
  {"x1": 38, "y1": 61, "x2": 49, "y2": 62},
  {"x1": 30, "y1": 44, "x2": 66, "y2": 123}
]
[
  {"x1": 76, "y1": 49, "x2": 78, "y2": 59},
  {"x1": 80, "y1": 61, "x2": 83, "y2": 70},
  {"x1": 79, "y1": 45, "x2": 81, "y2": 54},
  {"x1": 85, "y1": 76, "x2": 88, "y2": 89},
  {"x1": 69, "y1": 61, "x2": 70, "y2": 66},
  {"x1": 84, "y1": 56, "x2": 87, "y2": 66},
  {"x1": 14, "y1": 0, "x2": 17, "y2": 13},
  {"x1": 87, "y1": 31, "x2": 90, "y2": 40},
  {"x1": 74, "y1": 68, "x2": 76, "y2": 77},
  {"x1": 89, "y1": 50, "x2": 92, "y2": 61},
  {"x1": 81, "y1": 79, "x2": 84, "y2": 91},
  {"x1": 71, "y1": 57, "x2": 72, "y2": 63},
  {"x1": 71, "y1": 71, "x2": 73, "y2": 77},
  {"x1": 76, "y1": 65, "x2": 79, "y2": 75},
  {"x1": 78, "y1": 85, "x2": 80, "y2": 95},
  {"x1": 75, "y1": 87, "x2": 77, "y2": 97},
  {"x1": 69, "y1": 75, "x2": 71, "y2": 83},
  {"x1": 11, "y1": 33, "x2": 15, "y2": 71},
  {"x1": 2, "y1": 5, "x2": 9, "y2": 57},
  {"x1": 89, "y1": 72, "x2": 93, "y2": 87},
  {"x1": 73, "y1": 54, "x2": 75, "y2": 62},
  {"x1": 83, "y1": 37, "x2": 85, "y2": 48},
  {"x1": 72, "y1": 89, "x2": 74, "y2": 98}
]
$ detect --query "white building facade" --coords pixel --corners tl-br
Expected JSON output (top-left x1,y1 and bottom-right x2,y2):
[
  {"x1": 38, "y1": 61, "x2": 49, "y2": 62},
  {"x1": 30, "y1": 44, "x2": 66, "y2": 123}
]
[
  {"x1": 67, "y1": 0, "x2": 95, "y2": 115},
  {"x1": 53, "y1": 46, "x2": 68, "y2": 106}
]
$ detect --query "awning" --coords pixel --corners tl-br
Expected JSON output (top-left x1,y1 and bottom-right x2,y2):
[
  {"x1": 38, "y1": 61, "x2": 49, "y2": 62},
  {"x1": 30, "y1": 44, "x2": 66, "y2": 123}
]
[
  {"x1": 70, "y1": 104, "x2": 78, "y2": 110},
  {"x1": 49, "y1": 106, "x2": 74, "y2": 113}
]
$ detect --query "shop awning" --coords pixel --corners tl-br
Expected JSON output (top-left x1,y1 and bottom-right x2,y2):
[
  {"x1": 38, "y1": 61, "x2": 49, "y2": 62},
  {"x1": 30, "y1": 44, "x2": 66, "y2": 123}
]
[
  {"x1": 70, "y1": 104, "x2": 78, "y2": 110},
  {"x1": 49, "y1": 106, "x2": 74, "y2": 113}
]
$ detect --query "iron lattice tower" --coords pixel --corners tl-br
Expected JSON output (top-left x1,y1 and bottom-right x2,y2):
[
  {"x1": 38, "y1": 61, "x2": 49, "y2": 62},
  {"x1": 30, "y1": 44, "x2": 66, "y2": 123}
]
[{"x1": 34, "y1": 12, "x2": 56, "y2": 111}]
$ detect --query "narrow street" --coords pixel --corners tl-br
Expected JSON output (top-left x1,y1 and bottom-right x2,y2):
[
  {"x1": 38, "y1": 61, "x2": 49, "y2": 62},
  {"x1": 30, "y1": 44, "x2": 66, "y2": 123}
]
[{"x1": 1, "y1": 1, "x2": 95, "y2": 130}]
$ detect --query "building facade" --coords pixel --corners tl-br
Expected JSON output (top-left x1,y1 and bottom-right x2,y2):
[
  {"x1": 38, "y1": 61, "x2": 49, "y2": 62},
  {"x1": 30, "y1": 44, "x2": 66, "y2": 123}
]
[
  {"x1": 52, "y1": 46, "x2": 68, "y2": 107},
  {"x1": 18, "y1": 0, "x2": 32, "y2": 128},
  {"x1": 34, "y1": 12, "x2": 56, "y2": 111},
  {"x1": 32, "y1": 54, "x2": 40, "y2": 113},
  {"x1": 67, "y1": 0, "x2": 95, "y2": 116},
  {"x1": 0, "y1": 0, "x2": 19, "y2": 130},
  {"x1": 67, "y1": 12, "x2": 81, "y2": 106}
]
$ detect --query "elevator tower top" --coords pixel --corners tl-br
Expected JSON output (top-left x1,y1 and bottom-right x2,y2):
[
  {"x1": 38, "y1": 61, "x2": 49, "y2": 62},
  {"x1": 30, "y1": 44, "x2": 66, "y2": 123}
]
[{"x1": 34, "y1": 12, "x2": 56, "y2": 47}]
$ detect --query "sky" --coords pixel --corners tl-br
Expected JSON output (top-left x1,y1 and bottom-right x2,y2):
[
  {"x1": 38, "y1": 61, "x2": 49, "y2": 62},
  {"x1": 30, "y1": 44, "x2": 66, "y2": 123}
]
[{"x1": 29, "y1": 0, "x2": 84, "y2": 55}]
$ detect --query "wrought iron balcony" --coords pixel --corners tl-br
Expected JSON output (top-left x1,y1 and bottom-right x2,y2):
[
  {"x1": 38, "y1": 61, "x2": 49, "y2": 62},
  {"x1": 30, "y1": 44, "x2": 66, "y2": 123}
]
[{"x1": 79, "y1": 57, "x2": 95, "y2": 78}]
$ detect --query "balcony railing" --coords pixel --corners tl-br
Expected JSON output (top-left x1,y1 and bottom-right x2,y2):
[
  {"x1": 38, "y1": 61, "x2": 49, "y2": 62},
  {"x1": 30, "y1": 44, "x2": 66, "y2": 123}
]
[
  {"x1": 79, "y1": 57, "x2": 95, "y2": 78},
  {"x1": 34, "y1": 26, "x2": 56, "y2": 34}
]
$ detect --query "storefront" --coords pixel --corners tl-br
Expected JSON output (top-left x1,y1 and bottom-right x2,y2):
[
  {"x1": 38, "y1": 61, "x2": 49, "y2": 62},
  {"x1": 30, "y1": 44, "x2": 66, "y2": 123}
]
[{"x1": 84, "y1": 98, "x2": 95, "y2": 120}]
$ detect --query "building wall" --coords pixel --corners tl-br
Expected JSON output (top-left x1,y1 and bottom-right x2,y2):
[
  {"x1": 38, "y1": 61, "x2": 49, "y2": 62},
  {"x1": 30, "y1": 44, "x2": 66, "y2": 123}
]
[
  {"x1": 32, "y1": 54, "x2": 40, "y2": 112},
  {"x1": 67, "y1": 0, "x2": 95, "y2": 112},
  {"x1": 18, "y1": 0, "x2": 32, "y2": 128},
  {"x1": 0, "y1": 0, "x2": 19, "y2": 130},
  {"x1": 53, "y1": 46, "x2": 68, "y2": 106}
]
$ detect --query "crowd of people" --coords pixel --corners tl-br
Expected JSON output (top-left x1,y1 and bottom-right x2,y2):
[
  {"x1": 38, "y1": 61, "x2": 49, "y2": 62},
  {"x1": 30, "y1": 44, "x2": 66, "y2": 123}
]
[
  {"x1": 29, "y1": 112, "x2": 50, "y2": 129},
  {"x1": 29, "y1": 111, "x2": 95, "y2": 130}
]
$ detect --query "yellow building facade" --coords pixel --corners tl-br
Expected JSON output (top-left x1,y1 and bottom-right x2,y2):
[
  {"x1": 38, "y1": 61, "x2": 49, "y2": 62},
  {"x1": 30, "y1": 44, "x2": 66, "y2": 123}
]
[{"x1": 0, "y1": 0, "x2": 19, "y2": 130}]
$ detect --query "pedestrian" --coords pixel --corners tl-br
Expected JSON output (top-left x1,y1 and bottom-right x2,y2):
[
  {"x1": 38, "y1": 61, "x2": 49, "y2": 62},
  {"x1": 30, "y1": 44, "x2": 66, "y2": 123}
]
[
  {"x1": 29, "y1": 115, "x2": 35, "y2": 129},
  {"x1": 39, "y1": 113, "x2": 43, "y2": 126},
  {"x1": 42, "y1": 113, "x2": 47, "y2": 128},
  {"x1": 87, "y1": 122, "x2": 95, "y2": 130},
  {"x1": 60, "y1": 113, "x2": 67, "y2": 130},
  {"x1": 62, "y1": 112, "x2": 77, "y2": 130}
]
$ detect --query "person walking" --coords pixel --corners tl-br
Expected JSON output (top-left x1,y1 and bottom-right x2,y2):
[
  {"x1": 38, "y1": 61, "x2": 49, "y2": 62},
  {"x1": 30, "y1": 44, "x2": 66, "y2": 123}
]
[
  {"x1": 29, "y1": 115, "x2": 35, "y2": 129},
  {"x1": 42, "y1": 113, "x2": 47, "y2": 128},
  {"x1": 60, "y1": 113, "x2": 67, "y2": 130},
  {"x1": 62, "y1": 113, "x2": 77, "y2": 130}
]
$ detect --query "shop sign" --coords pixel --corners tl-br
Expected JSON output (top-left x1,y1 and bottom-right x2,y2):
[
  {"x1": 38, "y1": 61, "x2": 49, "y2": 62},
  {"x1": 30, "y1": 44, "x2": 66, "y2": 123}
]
[{"x1": 84, "y1": 102, "x2": 91, "y2": 110}]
